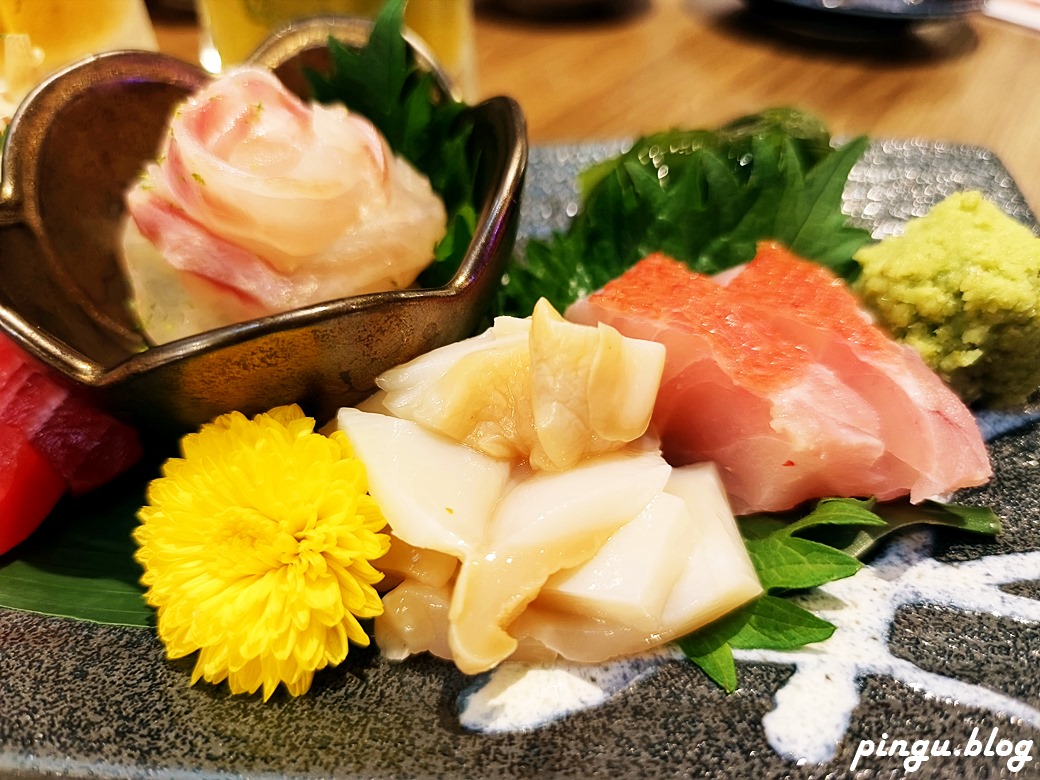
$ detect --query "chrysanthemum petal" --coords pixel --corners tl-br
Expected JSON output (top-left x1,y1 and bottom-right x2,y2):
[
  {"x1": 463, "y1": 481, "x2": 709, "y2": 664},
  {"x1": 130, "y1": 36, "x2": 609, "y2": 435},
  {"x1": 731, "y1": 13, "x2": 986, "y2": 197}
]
[{"x1": 135, "y1": 404, "x2": 389, "y2": 700}]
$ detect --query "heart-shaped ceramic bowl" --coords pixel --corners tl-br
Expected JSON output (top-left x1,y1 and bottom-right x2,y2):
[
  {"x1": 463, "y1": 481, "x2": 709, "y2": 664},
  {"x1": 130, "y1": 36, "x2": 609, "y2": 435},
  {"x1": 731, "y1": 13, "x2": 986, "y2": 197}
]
[{"x1": 0, "y1": 17, "x2": 527, "y2": 437}]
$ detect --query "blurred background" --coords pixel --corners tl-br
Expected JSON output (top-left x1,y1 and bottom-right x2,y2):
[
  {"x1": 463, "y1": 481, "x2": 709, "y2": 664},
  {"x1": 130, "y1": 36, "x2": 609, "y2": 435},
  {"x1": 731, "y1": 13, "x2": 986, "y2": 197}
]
[{"x1": 0, "y1": 0, "x2": 1037, "y2": 206}]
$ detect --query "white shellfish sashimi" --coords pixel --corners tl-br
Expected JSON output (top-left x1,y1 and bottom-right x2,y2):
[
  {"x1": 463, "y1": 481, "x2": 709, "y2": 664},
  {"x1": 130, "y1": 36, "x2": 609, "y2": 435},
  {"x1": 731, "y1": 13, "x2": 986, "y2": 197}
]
[
  {"x1": 337, "y1": 407, "x2": 762, "y2": 674},
  {"x1": 371, "y1": 298, "x2": 666, "y2": 471}
]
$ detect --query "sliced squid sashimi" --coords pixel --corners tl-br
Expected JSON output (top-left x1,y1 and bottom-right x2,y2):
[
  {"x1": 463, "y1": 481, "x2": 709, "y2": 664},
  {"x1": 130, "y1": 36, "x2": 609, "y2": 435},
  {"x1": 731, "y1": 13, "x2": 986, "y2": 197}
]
[
  {"x1": 370, "y1": 460, "x2": 762, "y2": 669},
  {"x1": 655, "y1": 463, "x2": 763, "y2": 629},
  {"x1": 448, "y1": 444, "x2": 672, "y2": 674},
  {"x1": 723, "y1": 242, "x2": 991, "y2": 502},
  {"x1": 539, "y1": 492, "x2": 695, "y2": 631},
  {"x1": 335, "y1": 407, "x2": 510, "y2": 558},
  {"x1": 504, "y1": 463, "x2": 762, "y2": 663}
]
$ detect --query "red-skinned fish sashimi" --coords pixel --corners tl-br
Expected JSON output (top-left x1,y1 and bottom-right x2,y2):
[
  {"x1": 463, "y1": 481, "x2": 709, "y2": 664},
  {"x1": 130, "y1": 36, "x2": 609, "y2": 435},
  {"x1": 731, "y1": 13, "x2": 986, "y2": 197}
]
[{"x1": 565, "y1": 245, "x2": 991, "y2": 514}]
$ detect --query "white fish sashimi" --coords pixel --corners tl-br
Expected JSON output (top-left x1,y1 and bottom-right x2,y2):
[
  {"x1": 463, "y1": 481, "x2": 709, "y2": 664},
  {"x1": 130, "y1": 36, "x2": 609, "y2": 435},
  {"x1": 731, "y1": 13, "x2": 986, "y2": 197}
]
[{"x1": 121, "y1": 67, "x2": 446, "y2": 343}]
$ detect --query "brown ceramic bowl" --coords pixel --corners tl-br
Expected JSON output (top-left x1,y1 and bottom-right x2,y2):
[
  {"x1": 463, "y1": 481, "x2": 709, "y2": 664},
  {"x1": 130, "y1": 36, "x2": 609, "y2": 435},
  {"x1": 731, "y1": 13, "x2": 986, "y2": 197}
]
[{"x1": 0, "y1": 18, "x2": 527, "y2": 437}]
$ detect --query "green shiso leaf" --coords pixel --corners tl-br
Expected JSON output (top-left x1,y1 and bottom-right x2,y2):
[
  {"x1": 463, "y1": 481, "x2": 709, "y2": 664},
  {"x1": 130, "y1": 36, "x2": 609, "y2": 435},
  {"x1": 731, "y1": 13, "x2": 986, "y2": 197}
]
[
  {"x1": 744, "y1": 536, "x2": 863, "y2": 593},
  {"x1": 0, "y1": 468, "x2": 152, "y2": 627},
  {"x1": 677, "y1": 496, "x2": 1001, "y2": 692},
  {"x1": 678, "y1": 596, "x2": 834, "y2": 693},
  {"x1": 306, "y1": 0, "x2": 478, "y2": 288},
  {"x1": 676, "y1": 628, "x2": 738, "y2": 694},
  {"x1": 494, "y1": 107, "x2": 873, "y2": 318}
]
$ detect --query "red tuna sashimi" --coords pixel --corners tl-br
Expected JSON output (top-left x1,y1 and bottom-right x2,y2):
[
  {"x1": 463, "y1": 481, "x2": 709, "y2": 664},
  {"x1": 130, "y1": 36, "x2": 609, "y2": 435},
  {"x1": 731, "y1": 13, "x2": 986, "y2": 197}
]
[
  {"x1": 565, "y1": 250, "x2": 990, "y2": 513},
  {"x1": 31, "y1": 393, "x2": 143, "y2": 495},
  {"x1": 723, "y1": 242, "x2": 990, "y2": 503},
  {"x1": 0, "y1": 334, "x2": 142, "y2": 495},
  {"x1": 0, "y1": 424, "x2": 66, "y2": 554},
  {"x1": 0, "y1": 369, "x2": 70, "y2": 435}
]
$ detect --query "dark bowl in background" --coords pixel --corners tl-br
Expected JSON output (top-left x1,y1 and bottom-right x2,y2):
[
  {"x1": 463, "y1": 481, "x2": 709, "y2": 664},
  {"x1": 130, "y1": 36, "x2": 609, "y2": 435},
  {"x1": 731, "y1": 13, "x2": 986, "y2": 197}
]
[{"x1": 0, "y1": 17, "x2": 527, "y2": 437}]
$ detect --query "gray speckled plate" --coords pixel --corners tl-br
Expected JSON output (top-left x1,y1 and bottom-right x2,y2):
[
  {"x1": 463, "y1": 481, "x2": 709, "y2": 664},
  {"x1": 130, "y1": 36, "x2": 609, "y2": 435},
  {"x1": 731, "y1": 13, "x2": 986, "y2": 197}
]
[{"x1": 1, "y1": 142, "x2": 1039, "y2": 780}]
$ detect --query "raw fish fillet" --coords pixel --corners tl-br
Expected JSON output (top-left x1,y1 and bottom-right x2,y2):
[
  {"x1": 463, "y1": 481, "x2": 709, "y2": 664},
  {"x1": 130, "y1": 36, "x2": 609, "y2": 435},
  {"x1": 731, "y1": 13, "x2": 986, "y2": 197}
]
[{"x1": 565, "y1": 247, "x2": 991, "y2": 513}]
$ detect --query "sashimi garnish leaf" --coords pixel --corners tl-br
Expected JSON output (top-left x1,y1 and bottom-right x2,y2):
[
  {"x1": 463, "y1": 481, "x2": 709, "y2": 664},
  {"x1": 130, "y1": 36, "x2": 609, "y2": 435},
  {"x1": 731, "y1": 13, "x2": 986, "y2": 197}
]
[
  {"x1": 818, "y1": 498, "x2": 1003, "y2": 559},
  {"x1": 674, "y1": 627, "x2": 738, "y2": 694},
  {"x1": 678, "y1": 495, "x2": 1001, "y2": 692},
  {"x1": 780, "y1": 134, "x2": 872, "y2": 278},
  {"x1": 677, "y1": 596, "x2": 834, "y2": 693},
  {"x1": 725, "y1": 596, "x2": 836, "y2": 651},
  {"x1": 744, "y1": 536, "x2": 863, "y2": 593},
  {"x1": 306, "y1": 0, "x2": 478, "y2": 288},
  {"x1": 494, "y1": 107, "x2": 874, "y2": 319},
  {"x1": 0, "y1": 468, "x2": 153, "y2": 627}
]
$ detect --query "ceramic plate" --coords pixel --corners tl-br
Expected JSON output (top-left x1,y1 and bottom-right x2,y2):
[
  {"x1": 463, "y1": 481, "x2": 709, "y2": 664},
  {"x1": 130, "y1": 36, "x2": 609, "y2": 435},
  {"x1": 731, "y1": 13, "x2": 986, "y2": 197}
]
[{"x1": 1, "y1": 141, "x2": 1039, "y2": 780}]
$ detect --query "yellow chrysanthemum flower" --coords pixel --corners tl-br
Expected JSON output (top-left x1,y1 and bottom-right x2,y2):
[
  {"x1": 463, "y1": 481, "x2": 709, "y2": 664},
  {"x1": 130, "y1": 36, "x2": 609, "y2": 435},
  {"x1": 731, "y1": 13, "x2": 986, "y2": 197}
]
[{"x1": 134, "y1": 404, "x2": 389, "y2": 701}]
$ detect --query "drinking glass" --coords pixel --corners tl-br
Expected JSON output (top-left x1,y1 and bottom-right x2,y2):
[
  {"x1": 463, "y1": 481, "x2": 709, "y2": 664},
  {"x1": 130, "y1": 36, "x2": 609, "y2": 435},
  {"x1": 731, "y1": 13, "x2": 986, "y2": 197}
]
[{"x1": 196, "y1": 0, "x2": 477, "y2": 100}]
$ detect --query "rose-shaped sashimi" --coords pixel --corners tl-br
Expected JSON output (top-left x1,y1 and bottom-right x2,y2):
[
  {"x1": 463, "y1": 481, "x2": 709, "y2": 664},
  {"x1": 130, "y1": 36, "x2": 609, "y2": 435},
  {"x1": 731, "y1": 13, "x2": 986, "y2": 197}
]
[{"x1": 120, "y1": 67, "x2": 447, "y2": 344}]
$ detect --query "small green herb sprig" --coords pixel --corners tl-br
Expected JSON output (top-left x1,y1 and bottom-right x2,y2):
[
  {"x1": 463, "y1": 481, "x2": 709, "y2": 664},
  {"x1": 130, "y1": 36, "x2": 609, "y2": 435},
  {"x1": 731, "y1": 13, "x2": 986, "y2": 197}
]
[
  {"x1": 678, "y1": 497, "x2": 1001, "y2": 692},
  {"x1": 495, "y1": 107, "x2": 872, "y2": 318},
  {"x1": 306, "y1": 0, "x2": 479, "y2": 287}
]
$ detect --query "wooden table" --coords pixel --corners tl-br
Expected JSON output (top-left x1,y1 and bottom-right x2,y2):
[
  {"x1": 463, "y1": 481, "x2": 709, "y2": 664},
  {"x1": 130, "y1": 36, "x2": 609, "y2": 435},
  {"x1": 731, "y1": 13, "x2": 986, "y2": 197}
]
[{"x1": 151, "y1": 0, "x2": 1040, "y2": 211}]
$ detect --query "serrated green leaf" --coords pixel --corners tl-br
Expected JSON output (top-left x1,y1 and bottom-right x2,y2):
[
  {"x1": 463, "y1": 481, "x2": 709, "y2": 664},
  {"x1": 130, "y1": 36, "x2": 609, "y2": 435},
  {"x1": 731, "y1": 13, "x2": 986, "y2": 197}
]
[
  {"x1": 781, "y1": 496, "x2": 885, "y2": 538},
  {"x1": 494, "y1": 108, "x2": 872, "y2": 319},
  {"x1": 677, "y1": 594, "x2": 836, "y2": 692},
  {"x1": 725, "y1": 595, "x2": 835, "y2": 650},
  {"x1": 833, "y1": 498, "x2": 1002, "y2": 559},
  {"x1": 676, "y1": 630, "x2": 738, "y2": 693},
  {"x1": 745, "y1": 535, "x2": 863, "y2": 592},
  {"x1": 305, "y1": 0, "x2": 478, "y2": 288}
]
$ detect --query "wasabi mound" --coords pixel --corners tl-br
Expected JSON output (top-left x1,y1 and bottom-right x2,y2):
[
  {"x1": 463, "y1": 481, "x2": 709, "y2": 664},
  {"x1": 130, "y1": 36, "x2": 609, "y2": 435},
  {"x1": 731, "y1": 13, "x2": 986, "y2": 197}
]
[{"x1": 854, "y1": 191, "x2": 1040, "y2": 407}]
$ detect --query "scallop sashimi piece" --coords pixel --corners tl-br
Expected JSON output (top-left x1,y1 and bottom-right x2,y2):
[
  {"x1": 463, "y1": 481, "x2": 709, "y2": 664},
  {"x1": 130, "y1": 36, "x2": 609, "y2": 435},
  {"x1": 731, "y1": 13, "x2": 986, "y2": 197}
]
[
  {"x1": 566, "y1": 251, "x2": 990, "y2": 513},
  {"x1": 723, "y1": 242, "x2": 991, "y2": 503},
  {"x1": 501, "y1": 463, "x2": 763, "y2": 664},
  {"x1": 448, "y1": 444, "x2": 672, "y2": 674},
  {"x1": 335, "y1": 407, "x2": 510, "y2": 558},
  {"x1": 566, "y1": 254, "x2": 891, "y2": 513},
  {"x1": 538, "y1": 492, "x2": 695, "y2": 631},
  {"x1": 374, "y1": 298, "x2": 665, "y2": 471}
]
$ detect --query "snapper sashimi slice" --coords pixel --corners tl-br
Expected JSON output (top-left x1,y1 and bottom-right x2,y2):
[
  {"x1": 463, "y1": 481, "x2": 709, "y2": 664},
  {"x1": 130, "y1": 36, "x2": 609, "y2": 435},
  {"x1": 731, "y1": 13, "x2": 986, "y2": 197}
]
[
  {"x1": 565, "y1": 247, "x2": 990, "y2": 514},
  {"x1": 724, "y1": 242, "x2": 991, "y2": 503},
  {"x1": 121, "y1": 67, "x2": 446, "y2": 344}
]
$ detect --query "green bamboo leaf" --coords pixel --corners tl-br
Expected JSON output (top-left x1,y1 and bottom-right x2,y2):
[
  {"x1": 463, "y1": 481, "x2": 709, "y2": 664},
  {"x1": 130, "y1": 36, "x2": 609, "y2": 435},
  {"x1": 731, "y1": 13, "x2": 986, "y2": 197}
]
[{"x1": 0, "y1": 468, "x2": 152, "y2": 627}]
